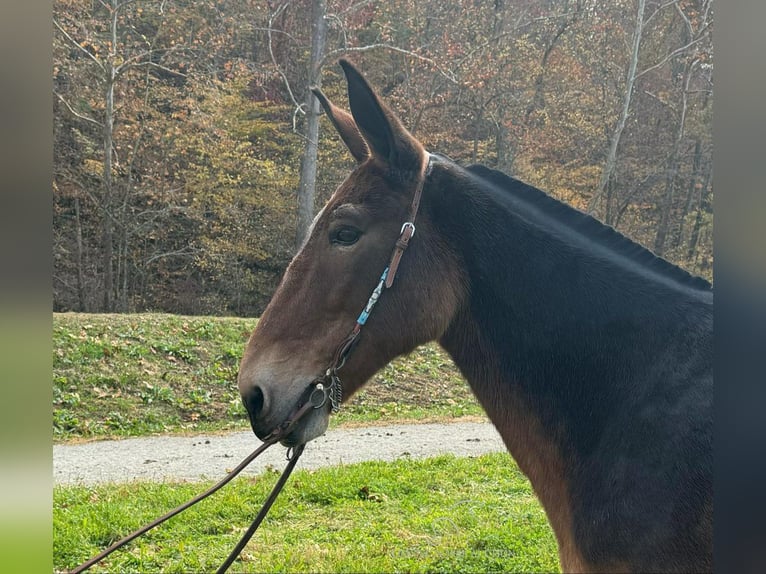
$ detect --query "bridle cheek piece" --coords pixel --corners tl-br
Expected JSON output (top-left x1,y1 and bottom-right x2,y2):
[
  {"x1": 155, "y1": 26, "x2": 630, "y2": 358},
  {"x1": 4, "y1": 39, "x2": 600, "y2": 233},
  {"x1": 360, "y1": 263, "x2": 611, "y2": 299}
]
[{"x1": 314, "y1": 153, "x2": 434, "y2": 413}]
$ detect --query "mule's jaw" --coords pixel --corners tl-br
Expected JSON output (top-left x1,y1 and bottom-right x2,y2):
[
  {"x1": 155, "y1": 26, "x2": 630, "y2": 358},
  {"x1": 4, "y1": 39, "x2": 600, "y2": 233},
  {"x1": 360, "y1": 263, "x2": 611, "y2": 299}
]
[
  {"x1": 278, "y1": 407, "x2": 330, "y2": 447},
  {"x1": 249, "y1": 405, "x2": 330, "y2": 447}
]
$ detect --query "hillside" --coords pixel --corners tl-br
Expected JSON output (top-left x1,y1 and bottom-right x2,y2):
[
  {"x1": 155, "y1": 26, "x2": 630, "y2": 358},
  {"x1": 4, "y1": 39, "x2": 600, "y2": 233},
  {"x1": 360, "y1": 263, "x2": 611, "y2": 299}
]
[{"x1": 53, "y1": 313, "x2": 482, "y2": 442}]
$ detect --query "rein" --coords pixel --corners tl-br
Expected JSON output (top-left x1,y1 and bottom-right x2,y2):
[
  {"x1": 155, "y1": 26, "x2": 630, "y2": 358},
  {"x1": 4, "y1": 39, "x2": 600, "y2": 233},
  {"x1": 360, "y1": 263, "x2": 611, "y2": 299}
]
[
  {"x1": 66, "y1": 154, "x2": 434, "y2": 574},
  {"x1": 67, "y1": 384, "x2": 327, "y2": 574}
]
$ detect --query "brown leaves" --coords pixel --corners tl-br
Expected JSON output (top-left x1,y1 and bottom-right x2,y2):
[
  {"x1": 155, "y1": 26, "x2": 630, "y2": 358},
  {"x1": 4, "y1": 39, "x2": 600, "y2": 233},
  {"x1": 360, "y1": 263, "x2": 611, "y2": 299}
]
[{"x1": 358, "y1": 485, "x2": 388, "y2": 503}]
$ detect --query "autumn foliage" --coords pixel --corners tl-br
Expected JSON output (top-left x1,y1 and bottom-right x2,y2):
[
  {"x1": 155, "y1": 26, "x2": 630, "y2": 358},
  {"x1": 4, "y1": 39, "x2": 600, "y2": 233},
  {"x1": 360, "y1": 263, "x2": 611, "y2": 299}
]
[{"x1": 53, "y1": 0, "x2": 713, "y2": 316}]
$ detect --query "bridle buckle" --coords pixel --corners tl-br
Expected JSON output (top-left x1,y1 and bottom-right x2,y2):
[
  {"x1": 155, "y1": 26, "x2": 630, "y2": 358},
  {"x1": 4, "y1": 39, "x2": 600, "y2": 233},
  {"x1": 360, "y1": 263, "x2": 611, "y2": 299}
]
[{"x1": 400, "y1": 221, "x2": 415, "y2": 237}]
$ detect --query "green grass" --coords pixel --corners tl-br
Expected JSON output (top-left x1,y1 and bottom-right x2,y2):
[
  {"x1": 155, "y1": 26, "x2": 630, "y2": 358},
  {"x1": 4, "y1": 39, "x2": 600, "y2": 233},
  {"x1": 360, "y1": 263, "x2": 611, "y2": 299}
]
[
  {"x1": 54, "y1": 452, "x2": 559, "y2": 573},
  {"x1": 53, "y1": 313, "x2": 484, "y2": 442}
]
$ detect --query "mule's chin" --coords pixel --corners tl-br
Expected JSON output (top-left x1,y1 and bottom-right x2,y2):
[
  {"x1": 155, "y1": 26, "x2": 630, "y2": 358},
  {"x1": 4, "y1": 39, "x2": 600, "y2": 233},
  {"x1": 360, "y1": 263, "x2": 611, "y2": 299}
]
[{"x1": 280, "y1": 407, "x2": 330, "y2": 447}]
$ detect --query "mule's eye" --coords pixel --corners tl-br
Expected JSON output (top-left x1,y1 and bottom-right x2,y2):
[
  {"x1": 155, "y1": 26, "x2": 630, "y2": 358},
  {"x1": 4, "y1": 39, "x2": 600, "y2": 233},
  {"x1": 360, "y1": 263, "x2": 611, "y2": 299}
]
[{"x1": 331, "y1": 226, "x2": 361, "y2": 246}]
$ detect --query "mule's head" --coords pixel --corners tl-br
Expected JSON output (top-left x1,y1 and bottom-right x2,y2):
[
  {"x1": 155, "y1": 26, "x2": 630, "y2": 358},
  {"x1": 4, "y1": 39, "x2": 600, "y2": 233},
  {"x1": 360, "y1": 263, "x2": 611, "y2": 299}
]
[{"x1": 238, "y1": 60, "x2": 465, "y2": 446}]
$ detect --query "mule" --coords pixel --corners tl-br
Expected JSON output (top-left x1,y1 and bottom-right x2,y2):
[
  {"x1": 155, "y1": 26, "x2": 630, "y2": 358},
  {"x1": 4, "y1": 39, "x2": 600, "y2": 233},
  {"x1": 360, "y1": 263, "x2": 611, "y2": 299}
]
[{"x1": 238, "y1": 59, "x2": 713, "y2": 573}]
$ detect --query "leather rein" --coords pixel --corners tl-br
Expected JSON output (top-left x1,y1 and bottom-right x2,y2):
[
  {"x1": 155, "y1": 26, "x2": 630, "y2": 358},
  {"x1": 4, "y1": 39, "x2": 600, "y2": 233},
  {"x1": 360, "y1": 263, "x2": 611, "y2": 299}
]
[{"x1": 66, "y1": 154, "x2": 433, "y2": 574}]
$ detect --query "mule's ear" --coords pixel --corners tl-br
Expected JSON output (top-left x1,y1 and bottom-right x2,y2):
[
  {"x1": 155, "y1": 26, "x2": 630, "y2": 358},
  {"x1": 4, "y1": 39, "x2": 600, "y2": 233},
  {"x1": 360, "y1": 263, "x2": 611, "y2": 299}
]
[
  {"x1": 338, "y1": 58, "x2": 424, "y2": 175},
  {"x1": 311, "y1": 87, "x2": 369, "y2": 163}
]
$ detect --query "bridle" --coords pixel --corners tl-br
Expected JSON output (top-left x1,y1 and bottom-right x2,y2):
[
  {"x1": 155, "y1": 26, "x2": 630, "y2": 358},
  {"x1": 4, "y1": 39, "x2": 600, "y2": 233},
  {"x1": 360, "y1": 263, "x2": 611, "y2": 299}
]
[
  {"x1": 313, "y1": 153, "x2": 435, "y2": 412},
  {"x1": 66, "y1": 154, "x2": 434, "y2": 574}
]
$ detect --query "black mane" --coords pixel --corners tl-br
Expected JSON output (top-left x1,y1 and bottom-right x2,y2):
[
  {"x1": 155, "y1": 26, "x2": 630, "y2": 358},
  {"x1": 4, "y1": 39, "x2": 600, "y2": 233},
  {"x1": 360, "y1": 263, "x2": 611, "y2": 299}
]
[{"x1": 465, "y1": 163, "x2": 712, "y2": 292}]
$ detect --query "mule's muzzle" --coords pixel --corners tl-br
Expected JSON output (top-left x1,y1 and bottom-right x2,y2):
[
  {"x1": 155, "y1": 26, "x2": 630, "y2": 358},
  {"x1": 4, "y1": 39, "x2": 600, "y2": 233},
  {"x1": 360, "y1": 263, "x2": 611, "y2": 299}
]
[{"x1": 241, "y1": 381, "x2": 331, "y2": 446}]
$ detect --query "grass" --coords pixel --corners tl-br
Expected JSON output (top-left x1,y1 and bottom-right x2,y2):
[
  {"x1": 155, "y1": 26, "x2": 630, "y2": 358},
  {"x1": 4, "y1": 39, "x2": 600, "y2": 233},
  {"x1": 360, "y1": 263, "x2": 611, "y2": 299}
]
[
  {"x1": 53, "y1": 313, "x2": 484, "y2": 442},
  {"x1": 53, "y1": 452, "x2": 559, "y2": 573},
  {"x1": 53, "y1": 314, "x2": 557, "y2": 571}
]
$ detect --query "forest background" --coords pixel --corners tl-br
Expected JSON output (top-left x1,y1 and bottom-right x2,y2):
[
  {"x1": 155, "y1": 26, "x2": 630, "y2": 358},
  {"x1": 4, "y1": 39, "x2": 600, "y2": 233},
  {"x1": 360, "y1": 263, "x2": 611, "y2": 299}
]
[{"x1": 53, "y1": 0, "x2": 713, "y2": 317}]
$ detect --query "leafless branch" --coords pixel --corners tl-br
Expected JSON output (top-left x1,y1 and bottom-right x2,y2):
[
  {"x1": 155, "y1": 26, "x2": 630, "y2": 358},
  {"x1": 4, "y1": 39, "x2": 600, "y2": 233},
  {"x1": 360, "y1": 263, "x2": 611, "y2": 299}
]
[
  {"x1": 323, "y1": 45, "x2": 459, "y2": 85},
  {"x1": 325, "y1": 13, "x2": 349, "y2": 49},
  {"x1": 267, "y1": 2, "x2": 305, "y2": 121},
  {"x1": 455, "y1": 10, "x2": 584, "y2": 69},
  {"x1": 336, "y1": 0, "x2": 376, "y2": 16},
  {"x1": 114, "y1": 43, "x2": 186, "y2": 77},
  {"x1": 53, "y1": 273, "x2": 78, "y2": 293},
  {"x1": 251, "y1": 26, "x2": 298, "y2": 42},
  {"x1": 108, "y1": 0, "x2": 142, "y2": 14},
  {"x1": 114, "y1": 50, "x2": 153, "y2": 76},
  {"x1": 635, "y1": 26, "x2": 710, "y2": 79},
  {"x1": 120, "y1": 65, "x2": 153, "y2": 212},
  {"x1": 125, "y1": 59, "x2": 188, "y2": 78},
  {"x1": 701, "y1": 0, "x2": 713, "y2": 24},
  {"x1": 132, "y1": 199, "x2": 189, "y2": 221},
  {"x1": 144, "y1": 246, "x2": 199, "y2": 265},
  {"x1": 642, "y1": 89, "x2": 670, "y2": 107},
  {"x1": 54, "y1": 91, "x2": 104, "y2": 127},
  {"x1": 674, "y1": 1, "x2": 692, "y2": 35},
  {"x1": 588, "y1": 0, "x2": 646, "y2": 215},
  {"x1": 643, "y1": 0, "x2": 679, "y2": 28},
  {"x1": 53, "y1": 18, "x2": 106, "y2": 73}
]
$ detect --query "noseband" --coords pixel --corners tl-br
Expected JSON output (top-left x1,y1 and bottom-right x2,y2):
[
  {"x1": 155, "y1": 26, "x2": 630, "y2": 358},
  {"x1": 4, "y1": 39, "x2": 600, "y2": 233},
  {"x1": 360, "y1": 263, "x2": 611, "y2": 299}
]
[{"x1": 312, "y1": 153, "x2": 435, "y2": 412}]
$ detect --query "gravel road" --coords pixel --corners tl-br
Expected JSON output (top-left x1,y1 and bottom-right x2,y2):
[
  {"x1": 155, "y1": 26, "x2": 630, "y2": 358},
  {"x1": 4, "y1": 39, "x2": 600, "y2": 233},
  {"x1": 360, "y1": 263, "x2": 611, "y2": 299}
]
[{"x1": 54, "y1": 421, "x2": 506, "y2": 486}]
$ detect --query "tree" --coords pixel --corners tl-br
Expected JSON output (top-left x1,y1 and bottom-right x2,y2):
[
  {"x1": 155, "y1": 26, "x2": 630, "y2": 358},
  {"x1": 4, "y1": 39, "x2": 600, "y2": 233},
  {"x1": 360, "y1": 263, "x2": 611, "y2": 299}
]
[
  {"x1": 53, "y1": 0, "x2": 263, "y2": 311},
  {"x1": 296, "y1": 0, "x2": 328, "y2": 247},
  {"x1": 266, "y1": 0, "x2": 440, "y2": 247},
  {"x1": 54, "y1": 0, "x2": 196, "y2": 310},
  {"x1": 586, "y1": 0, "x2": 645, "y2": 219},
  {"x1": 52, "y1": 0, "x2": 714, "y2": 315},
  {"x1": 651, "y1": 0, "x2": 713, "y2": 256},
  {"x1": 176, "y1": 71, "x2": 300, "y2": 315}
]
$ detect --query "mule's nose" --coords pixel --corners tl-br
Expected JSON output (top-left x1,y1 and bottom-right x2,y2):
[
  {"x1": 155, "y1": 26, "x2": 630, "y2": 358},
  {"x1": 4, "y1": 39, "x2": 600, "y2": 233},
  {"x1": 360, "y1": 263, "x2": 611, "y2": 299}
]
[{"x1": 241, "y1": 385, "x2": 264, "y2": 421}]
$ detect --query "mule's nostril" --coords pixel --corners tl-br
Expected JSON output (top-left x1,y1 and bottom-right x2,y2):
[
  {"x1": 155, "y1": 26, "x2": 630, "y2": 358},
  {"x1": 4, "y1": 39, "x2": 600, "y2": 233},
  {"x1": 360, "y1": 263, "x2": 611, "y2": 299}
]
[{"x1": 243, "y1": 386, "x2": 265, "y2": 419}]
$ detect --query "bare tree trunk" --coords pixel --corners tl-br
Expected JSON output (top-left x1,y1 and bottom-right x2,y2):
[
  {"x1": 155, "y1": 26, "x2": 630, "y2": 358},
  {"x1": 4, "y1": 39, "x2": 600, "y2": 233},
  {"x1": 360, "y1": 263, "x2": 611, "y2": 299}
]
[
  {"x1": 687, "y1": 165, "x2": 712, "y2": 262},
  {"x1": 103, "y1": 70, "x2": 115, "y2": 311},
  {"x1": 495, "y1": 121, "x2": 512, "y2": 173},
  {"x1": 674, "y1": 138, "x2": 702, "y2": 249},
  {"x1": 74, "y1": 196, "x2": 87, "y2": 312},
  {"x1": 115, "y1": 215, "x2": 122, "y2": 309},
  {"x1": 605, "y1": 180, "x2": 615, "y2": 225},
  {"x1": 101, "y1": 1, "x2": 119, "y2": 311},
  {"x1": 588, "y1": 0, "x2": 645, "y2": 217},
  {"x1": 523, "y1": 6, "x2": 578, "y2": 125},
  {"x1": 121, "y1": 224, "x2": 129, "y2": 311},
  {"x1": 654, "y1": 57, "x2": 695, "y2": 256},
  {"x1": 295, "y1": 0, "x2": 327, "y2": 248}
]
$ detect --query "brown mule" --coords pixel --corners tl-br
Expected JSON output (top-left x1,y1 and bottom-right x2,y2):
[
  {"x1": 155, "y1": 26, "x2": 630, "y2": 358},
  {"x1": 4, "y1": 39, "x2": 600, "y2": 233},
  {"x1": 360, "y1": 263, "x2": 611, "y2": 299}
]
[{"x1": 238, "y1": 60, "x2": 713, "y2": 573}]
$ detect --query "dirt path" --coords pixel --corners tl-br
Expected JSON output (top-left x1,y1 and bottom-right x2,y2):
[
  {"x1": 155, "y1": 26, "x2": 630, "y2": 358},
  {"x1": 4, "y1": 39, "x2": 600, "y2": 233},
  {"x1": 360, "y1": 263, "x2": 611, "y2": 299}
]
[{"x1": 54, "y1": 421, "x2": 506, "y2": 486}]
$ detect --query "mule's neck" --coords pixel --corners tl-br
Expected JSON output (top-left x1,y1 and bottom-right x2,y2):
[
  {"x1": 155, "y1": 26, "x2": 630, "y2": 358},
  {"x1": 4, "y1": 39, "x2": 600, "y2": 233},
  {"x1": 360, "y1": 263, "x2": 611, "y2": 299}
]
[
  {"x1": 427, "y1": 160, "x2": 710, "y2": 570},
  {"x1": 430, "y1": 161, "x2": 710, "y2": 460}
]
